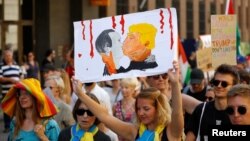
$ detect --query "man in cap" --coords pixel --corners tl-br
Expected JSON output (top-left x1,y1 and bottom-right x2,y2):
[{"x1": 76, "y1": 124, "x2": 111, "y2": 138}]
[
  {"x1": 183, "y1": 68, "x2": 207, "y2": 101},
  {"x1": 183, "y1": 68, "x2": 208, "y2": 134}
]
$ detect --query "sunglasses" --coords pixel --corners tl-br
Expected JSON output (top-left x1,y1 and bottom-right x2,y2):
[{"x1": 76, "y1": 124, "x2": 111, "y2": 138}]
[
  {"x1": 205, "y1": 96, "x2": 214, "y2": 101},
  {"x1": 226, "y1": 106, "x2": 247, "y2": 115},
  {"x1": 212, "y1": 80, "x2": 230, "y2": 88},
  {"x1": 151, "y1": 73, "x2": 168, "y2": 80},
  {"x1": 76, "y1": 109, "x2": 94, "y2": 116}
]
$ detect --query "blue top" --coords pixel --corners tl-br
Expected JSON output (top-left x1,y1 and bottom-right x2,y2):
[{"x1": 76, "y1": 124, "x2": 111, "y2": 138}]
[{"x1": 8, "y1": 119, "x2": 60, "y2": 141}]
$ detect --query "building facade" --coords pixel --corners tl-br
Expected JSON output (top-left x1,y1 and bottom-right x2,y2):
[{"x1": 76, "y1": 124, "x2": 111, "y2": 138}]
[{"x1": 0, "y1": 0, "x2": 249, "y2": 66}]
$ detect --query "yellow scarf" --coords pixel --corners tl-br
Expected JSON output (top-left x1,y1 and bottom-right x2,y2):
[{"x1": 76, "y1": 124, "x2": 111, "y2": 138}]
[
  {"x1": 139, "y1": 124, "x2": 165, "y2": 141},
  {"x1": 71, "y1": 124, "x2": 98, "y2": 141}
]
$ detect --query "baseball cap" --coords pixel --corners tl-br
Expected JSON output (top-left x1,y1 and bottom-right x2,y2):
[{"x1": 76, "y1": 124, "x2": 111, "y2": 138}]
[{"x1": 190, "y1": 68, "x2": 204, "y2": 84}]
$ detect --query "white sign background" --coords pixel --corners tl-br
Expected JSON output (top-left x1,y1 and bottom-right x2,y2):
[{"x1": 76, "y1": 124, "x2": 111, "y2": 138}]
[{"x1": 74, "y1": 8, "x2": 178, "y2": 83}]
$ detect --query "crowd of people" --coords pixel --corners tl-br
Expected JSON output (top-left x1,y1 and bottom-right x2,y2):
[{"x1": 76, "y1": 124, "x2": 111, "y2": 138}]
[{"x1": 1, "y1": 43, "x2": 250, "y2": 141}]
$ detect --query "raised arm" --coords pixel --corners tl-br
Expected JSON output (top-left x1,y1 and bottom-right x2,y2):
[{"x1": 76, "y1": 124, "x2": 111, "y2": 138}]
[
  {"x1": 71, "y1": 77, "x2": 138, "y2": 140},
  {"x1": 168, "y1": 61, "x2": 184, "y2": 139},
  {"x1": 182, "y1": 94, "x2": 202, "y2": 114}
]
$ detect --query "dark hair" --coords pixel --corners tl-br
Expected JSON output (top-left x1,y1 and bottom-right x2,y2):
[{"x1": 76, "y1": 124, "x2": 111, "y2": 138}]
[
  {"x1": 238, "y1": 69, "x2": 250, "y2": 84},
  {"x1": 72, "y1": 93, "x2": 100, "y2": 125},
  {"x1": 45, "y1": 49, "x2": 55, "y2": 57},
  {"x1": 214, "y1": 64, "x2": 240, "y2": 85},
  {"x1": 95, "y1": 29, "x2": 115, "y2": 53}
]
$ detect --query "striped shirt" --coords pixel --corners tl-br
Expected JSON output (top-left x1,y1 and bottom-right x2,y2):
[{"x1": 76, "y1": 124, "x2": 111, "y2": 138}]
[{"x1": 0, "y1": 61, "x2": 22, "y2": 95}]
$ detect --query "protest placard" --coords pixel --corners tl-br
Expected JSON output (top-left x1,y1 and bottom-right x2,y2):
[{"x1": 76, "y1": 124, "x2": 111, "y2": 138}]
[
  {"x1": 211, "y1": 15, "x2": 236, "y2": 69},
  {"x1": 74, "y1": 8, "x2": 178, "y2": 82}
]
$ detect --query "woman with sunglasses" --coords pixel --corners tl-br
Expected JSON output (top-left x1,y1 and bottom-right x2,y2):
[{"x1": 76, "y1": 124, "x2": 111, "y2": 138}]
[
  {"x1": 58, "y1": 94, "x2": 111, "y2": 141},
  {"x1": 226, "y1": 84, "x2": 250, "y2": 125},
  {"x1": 1, "y1": 78, "x2": 60, "y2": 141},
  {"x1": 72, "y1": 61, "x2": 184, "y2": 140}
]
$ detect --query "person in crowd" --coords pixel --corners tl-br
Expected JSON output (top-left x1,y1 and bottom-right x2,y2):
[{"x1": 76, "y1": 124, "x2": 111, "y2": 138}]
[
  {"x1": 237, "y1": 69, "x2": 250, "y2": 84},
  {"x1": 0, "y1": 46, "x2": 23, "y2": 133},
  {"x1": 83, "y1": 82, "x2": 118, "y2": 141},
  {"x1": 41, "y1": 64, "x2": 57, "y2": 88},
  {"x1": 244, "y1": 55, "x2": 250, "y2": 72},
  {"x1": 113, "y1": 78, "x2": 138, "y2": 141},
  {"x1": 41, "y1": 49, "x2": 56, "y2": 69},
  {"x1": 183, "y1": 68, "x2": 207, "y2": 101},
  {"x1": 55, "y1": 68, "x2": 72, "y2": 105},
  {"x1": 226, "y1": 84, "x2": 250, "y2": 125},
  {"x1": 185, "y1": 64, "x2": 239, "y2": 141},
  {"x1": 72, "y1": 61, "x2": 184, "y2": 140},
  {"x1": 45, "y1": 75, "x2": 75, "y2": 129},
  {"x1": 23, "y1": 51, "x2": 41, "y2": 80},
  {"x1": 205, "y1": 86, "x2": 215, "y2": 102},
  {"x1": 146, "y1": 71, "x2": 201, "y2": 115},
  {"x1": 103, "y1": 79, "x2": 123, "y2": 107},
  {"x1": 64, "y1": 47, "x2": 75, "y2": 80},
  {"x1": 182, "y1": 68, "x2": 208, "y2": 134},
  {"x1": 1, "y1": 78, "x2": 60, "y2": 141},
  {"x1": 58, "y1": 95, "x2": 111, "y2": 141}
]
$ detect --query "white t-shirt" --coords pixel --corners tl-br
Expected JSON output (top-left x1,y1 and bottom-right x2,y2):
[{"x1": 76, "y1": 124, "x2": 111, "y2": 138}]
[{"x1": 103, "y1": 87, "x2": 123, "y2": 106}]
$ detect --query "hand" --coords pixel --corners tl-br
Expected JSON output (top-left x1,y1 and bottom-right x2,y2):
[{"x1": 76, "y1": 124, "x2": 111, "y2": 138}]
[
  {"x1": 167, "y1": 60, "x2": 180, "y2": 85},
  {"x1": 71, "y1": 76, "x2": 84, "y2": 97},
  {"x1": 34, "y1": 124, "x2": 48, "y2": 141}
]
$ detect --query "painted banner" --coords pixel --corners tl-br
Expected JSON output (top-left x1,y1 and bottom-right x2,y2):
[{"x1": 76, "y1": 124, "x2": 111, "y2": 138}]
[
  {"x1": 211, "y1": 15, "x2": 236, "y2": 69},
  {"x1": 74, "y1": 8, "x2": 178, "y2": 83}
]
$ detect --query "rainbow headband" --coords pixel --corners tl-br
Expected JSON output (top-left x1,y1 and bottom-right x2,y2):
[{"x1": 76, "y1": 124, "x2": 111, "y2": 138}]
[{"x1": 1, "y1": 78, "x2": 58, "y2": 118}]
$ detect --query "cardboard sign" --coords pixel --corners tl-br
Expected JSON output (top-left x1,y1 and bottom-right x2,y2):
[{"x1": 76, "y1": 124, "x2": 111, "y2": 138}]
[
  {"x1": 211, "y1": 15, "x2": 236, "y2": 69},
  {"x1": 74, "y1": 8, "x2": 178, "y2": 82},
  {"x1": 196, "y1": 48, "x2": 213, "y2": 72}
]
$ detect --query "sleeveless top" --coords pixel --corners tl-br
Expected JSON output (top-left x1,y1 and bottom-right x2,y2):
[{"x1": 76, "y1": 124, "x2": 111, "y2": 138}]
[
  {"x1": 26, "y1": 62, "x2": 40, "y2": 79},
  {"x1": 113, "y1": 100, "x2": 136, "y2": 123}
]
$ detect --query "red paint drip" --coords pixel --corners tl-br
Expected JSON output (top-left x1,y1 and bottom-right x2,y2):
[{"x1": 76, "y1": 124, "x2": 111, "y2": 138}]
[
  {"x1": 168, "y1": 8, "x2": 174, "y2": 50},
  {"x1": 89, "y1": 20, "x2": 94, "y2": 58},
  {"x1": 120, "y1": 15, "x2": 125, "y2": 35},
  {"x1": 112, "y1": 16, "x2": 116, "y2": 29},
  {"x1": 160, "y1": 9, "x2": 164, "y2": 34},
  {"x1": 81, "y1": 21, "x2": 85, "y2": 40}
]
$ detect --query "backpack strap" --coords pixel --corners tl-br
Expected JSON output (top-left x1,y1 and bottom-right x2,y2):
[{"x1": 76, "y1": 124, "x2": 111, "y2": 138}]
[{"x1": 196, "y1": 102, "x2": 207, "y2": 141}]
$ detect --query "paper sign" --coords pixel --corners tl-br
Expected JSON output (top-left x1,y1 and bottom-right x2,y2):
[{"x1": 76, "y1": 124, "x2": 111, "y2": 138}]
[
  {"x1": 211, "y1": 15, "x2": 236, "y2": 69},
  {"x1": 74, "y1": 8, "x2": 178, "y2": 83},
  {"x1": 199, "y1": 35, "x2": 211, "y2": 48},
  {"x1": 196, "y1": 48, "x2": 213, "y2": 72}
]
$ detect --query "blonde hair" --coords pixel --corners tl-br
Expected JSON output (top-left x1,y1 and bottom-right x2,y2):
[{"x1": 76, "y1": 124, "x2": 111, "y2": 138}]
[
  {"x1": 120, "y1": 77, "x2": 139, "y2": 90},
  {"x1": 57, "y1": 69, "x2": 72, "y2": 104},
  {"x1": 227, "y1": 84, "x2": 250, "y2": 98},
  {"x1": 135, "y1": 87, "x2": 171, "y2": 126},
  {"x1": 128, "y1": 23, "x2": 157, "y2": 50},
  {"x1": 46, "y1": 75, "x2": 65, "y2": 99}
]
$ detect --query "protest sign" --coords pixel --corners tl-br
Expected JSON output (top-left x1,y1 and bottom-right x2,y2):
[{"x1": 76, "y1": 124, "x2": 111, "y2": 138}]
[
  {"x1": 211, "y1": 15, "x2": 236, "y2": 69},
  {"x1": 74, "y1": 8, "x2": 178, "y2": 82}
]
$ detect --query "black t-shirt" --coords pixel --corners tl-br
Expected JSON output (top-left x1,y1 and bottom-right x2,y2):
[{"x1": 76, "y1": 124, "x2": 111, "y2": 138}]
[
  {"x1": 186, "y1": 86, "x2": 207, "y2": 101},
  {"x1": 186, "y1": 101, "x2": 231, "y2": 141},
  {"x1": 58, "y1": 126, "x2": 111, "y2": 141},
  {"x1": 184, "y1": 86, "x2": 207, "y2": 133}
]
